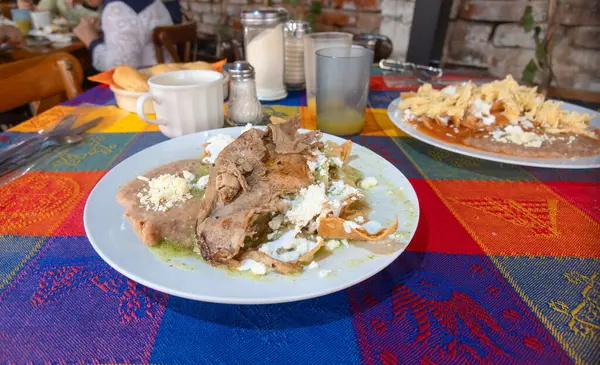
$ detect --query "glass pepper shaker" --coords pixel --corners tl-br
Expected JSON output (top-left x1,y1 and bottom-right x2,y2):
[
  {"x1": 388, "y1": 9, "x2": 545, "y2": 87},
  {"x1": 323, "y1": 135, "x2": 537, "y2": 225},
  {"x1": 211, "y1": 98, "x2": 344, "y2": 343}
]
[{"x1": 227, "y1": 61, "x2": 264, "y2": 126}]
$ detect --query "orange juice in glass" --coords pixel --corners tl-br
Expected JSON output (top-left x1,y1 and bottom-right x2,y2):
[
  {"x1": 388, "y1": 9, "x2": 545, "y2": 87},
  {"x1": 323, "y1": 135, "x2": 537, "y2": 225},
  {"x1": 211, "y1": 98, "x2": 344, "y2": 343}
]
[{"x1": 11, "y1": 9, "x2": 32, "y2": 35}]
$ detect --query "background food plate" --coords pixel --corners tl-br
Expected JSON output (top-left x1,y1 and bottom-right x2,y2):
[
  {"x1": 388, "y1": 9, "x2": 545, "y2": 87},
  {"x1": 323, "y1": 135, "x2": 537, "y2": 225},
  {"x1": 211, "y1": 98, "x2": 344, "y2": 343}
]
[
  {"x1": 84, "y1": 127, "x2": 420, "y2": 304},
  {"x1": 387, "y1": 97, "x2": 600, "y2": 169}
]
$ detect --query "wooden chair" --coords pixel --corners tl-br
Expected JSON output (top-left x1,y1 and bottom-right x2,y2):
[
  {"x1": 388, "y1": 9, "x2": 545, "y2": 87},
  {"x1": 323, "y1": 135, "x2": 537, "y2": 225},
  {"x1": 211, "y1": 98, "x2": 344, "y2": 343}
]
[
  {"x1": 152, "y1": 22, "x2": 199, "y2": 63},
  {"x1": 0, "y1": 52, "x2": 83, "y2": 114},
  {"x1": 0, "y1": 1, "x2": 16, "y2": 19}
]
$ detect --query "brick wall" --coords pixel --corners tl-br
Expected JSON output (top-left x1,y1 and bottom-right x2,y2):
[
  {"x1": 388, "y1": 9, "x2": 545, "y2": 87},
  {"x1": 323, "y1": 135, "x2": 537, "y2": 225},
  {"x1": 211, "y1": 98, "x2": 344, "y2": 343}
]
[
  {"x1": 182, "y1": 0, "x2": 600, "y2": 91},
  {"x1": 444, "y1": 0, "x2": 600, "y2": 91},
  {"x1": 181, "y1": 0, "x2": 384, "y2": 36}
]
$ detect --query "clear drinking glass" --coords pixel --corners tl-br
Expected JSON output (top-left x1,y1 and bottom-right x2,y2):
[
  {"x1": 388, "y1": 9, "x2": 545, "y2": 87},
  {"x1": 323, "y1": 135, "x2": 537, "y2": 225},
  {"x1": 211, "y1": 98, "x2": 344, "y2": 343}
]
[
  {"x1": 304, "y1": 32, "x2": 353, "y2": 112},
  {"x1": 316, "y1": 46, "x2": 374, "y2": 136}
]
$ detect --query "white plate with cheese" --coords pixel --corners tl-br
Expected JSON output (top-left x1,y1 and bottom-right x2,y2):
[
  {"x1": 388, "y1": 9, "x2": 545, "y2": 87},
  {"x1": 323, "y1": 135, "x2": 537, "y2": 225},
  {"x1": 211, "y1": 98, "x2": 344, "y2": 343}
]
[
  {"x1": 387, "y1": 97, "x2": 600, "y2": 169},
  {"x1": 84, "y1": 127, "x2": 420, "y2": 304}
]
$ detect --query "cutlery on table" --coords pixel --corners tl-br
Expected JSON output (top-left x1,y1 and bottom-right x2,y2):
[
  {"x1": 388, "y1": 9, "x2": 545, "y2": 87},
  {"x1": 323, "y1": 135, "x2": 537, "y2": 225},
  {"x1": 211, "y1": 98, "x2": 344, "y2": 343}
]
[{"x1": 0, "y1": 116, "x2": 103, "y2": 179}]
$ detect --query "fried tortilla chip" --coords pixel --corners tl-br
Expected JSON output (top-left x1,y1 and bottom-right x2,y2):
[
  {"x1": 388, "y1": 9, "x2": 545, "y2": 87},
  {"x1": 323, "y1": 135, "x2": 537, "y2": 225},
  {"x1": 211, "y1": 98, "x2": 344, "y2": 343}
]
[
  {"x1": 298, "y1": 237, "x2": 326, "y2": 264},
  {"x1": 270, "y1": 116, "x2": 288, "y2": 125},
  {"x1": 318, "y1": 215, "x2": 398, "y2": 241}
]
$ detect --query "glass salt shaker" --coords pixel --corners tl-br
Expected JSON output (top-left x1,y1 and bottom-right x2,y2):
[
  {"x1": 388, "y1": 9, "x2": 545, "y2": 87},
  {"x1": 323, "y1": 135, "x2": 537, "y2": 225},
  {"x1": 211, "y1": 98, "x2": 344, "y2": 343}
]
[
  {"x1": 241, "y1": 8, "x2": 288, "y2": 101},
  {"x1": 227, "y1": 61, "x2": 264, "y2": 126}
]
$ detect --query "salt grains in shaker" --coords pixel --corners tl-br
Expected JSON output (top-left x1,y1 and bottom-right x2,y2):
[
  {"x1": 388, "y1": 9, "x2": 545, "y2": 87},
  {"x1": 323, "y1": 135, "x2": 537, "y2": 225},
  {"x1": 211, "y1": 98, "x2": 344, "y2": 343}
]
[
  {"x1": 241, "y1": 8, "x2": 288, "y2": 101},
  {"x1": 284, "y1": 20, "x2": 310, "y2": 90},
  {"x1": 227, "y1": 61, "x2": 264, "y2": 126}
]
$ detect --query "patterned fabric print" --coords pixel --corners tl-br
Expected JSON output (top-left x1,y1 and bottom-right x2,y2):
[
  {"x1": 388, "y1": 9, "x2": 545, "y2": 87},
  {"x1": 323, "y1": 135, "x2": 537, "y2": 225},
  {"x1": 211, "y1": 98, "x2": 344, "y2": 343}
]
[
  {"x1": 0, "y1": 236, "x2": 46, "y2": 292},
  {"x1": 393, "y1": 137, "x2": 535, "y2": 181},
  {"x1": 62, "y1": 84, "x2": 116, "y2": 106},
  {"x1": 369, "y1": 90, "x2": 401, "y2": 109},
  {"x1": 545, "y1": 182, "x2": 600, "y2": 224},
  {"x1": 349, "y1": 252, "x2": 573, "y2": 365},
  {"x1": 9, "y1": 106, "x2": 74, "y2": 132},
  {"x1": 525, "y1": 167, "x2": 600, "y2": 183},
  {"x1": 406, "y1": 180, "x2": 486, "y2": 255},
  {"x1": 429, "y1": 180, "x2": 600, "y2": 258},
  {"x1": 151, "y1": 292, "x2": 361, "y2": 365},
  {"x1": 263, "y1": 105, "x2": 302, "y2": 121},
  {"x1": 261, "y1": 90, "x2": 306, "y2": 106},
  {"x1": 0, "y1": 236, "x2": 168, "y2": 364},
  {"x1": 0, "y1": 171, "x2": 105, "y2": 236},
  {"x1": 36, "y1": 133, "x2": 137, "y2": 172},
  {"x1": 111, "y1": 131, "x2": 169, "y2": 166},
  {"x1": 494, "y1": 256, "x2": 600, "y2": 364},
  {"x1": 350, "y1": 136, "x2": 423, "y2": 179}
]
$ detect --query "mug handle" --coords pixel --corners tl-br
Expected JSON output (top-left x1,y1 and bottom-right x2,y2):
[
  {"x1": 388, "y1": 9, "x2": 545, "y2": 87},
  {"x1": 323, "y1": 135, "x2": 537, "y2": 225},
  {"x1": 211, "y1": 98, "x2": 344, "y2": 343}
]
[{"x1": 136, "y1": 93, "x2": 168, "y2": 125}]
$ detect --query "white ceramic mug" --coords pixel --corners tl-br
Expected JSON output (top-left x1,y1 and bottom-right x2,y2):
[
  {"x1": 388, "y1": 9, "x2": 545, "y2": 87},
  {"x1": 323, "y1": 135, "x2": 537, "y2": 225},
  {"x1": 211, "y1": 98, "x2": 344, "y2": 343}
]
[
  {"x1": 31, "y1": 11, "x2": 51, "y2": 30},
  {"x1": 136, "y1": 70, "x2": 224, "y2": 138}
]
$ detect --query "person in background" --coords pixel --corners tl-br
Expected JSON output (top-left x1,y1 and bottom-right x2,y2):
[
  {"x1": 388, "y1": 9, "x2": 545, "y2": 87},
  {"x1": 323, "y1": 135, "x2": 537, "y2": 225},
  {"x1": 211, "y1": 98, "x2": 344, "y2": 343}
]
[
  {"x1": 17, "y1": 0, "x2": 99, "y2": 27},
  {"x1": 73, "y1": 0, "x2": 181, "y2": 71},
  {"x1": 0, "y1": 24, "x2": 24, "y2": 47}
]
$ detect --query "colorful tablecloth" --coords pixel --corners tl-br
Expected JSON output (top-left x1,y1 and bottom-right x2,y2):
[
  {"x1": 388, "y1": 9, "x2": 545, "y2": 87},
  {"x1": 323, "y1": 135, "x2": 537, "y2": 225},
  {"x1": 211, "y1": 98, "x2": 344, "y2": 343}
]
[{"x1": 1, "y1": 69, "x2": 599, "y2": 364}]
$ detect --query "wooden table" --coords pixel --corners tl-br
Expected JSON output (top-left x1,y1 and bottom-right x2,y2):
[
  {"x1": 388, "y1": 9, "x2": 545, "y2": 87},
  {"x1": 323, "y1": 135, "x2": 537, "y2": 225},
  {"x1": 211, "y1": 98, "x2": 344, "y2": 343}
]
[{"x1": 0, "y1": 40, "x2": 91, "y2": 69}]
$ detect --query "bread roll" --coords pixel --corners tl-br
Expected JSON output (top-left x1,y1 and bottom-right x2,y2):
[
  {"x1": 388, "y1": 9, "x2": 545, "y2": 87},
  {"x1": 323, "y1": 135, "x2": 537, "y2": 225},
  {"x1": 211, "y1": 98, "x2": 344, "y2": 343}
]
[
  {"x1": 113, "y1": 65, "x2": 149, "y2": 92},
  {"x1": 182, "y1": 61, "x2": 214, "y2": 71},
  {"x1": 150, "y1": 63, "x2": 182, "y2": 76}
]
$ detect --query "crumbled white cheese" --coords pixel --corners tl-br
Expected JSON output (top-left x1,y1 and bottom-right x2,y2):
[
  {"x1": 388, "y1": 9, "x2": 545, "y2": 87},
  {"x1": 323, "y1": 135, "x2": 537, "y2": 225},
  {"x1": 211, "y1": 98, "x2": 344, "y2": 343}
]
[
  {"x1": 268, "y1": 214, "x2": 285, "y2": 231},
  {"x1": 442, "y1": 85, "x2": 457, "y2": 96},
  {"x1": 182, "y1": 170, "x2": 195, "y2": 182},
  {"x1": 285, "y1": 184, "x2": 328, "y2": 228},
  {"x1": 259, "y1": 232, "x2": 320, "y2": 262},
  {"x1": 326, "y1": 180, "x2": 362, "y2": 216},
  {"x1": 343, "y1": 220, "x2": 360, "y2": 233},
  {"x1": 518, "y1": 117, "x2": 535, "y2": 129},
  {"x1": 202, "y1": 134, "x2": 235, "y2": 164},
  {"x1": 341, "y1": 239, "x2": 349, "y2": 247},
  {"x1": 307, "y1": 152, "x2": 329, "y2": 178},
  {"x1": 319, "y1": 269, "x2": 332, "y2": 278},
  {"x1": 472, "y1": 99, "x2": 496, "y2": 126},
  {"x1": 195, "y1": 175, "x2": 209, "y2": 190},
  {"x1": 307, "y1": 261, "x2": 319, "y2": 270},
  {"x1": 437, "y1": 115, "x2": 450, "y2": 126},
  {"x1": 137, "y1": 176, "x2": 149, "y2": 182},
  {"x1": 491, "y1": 125, "x2": 553, "y2": 148},
  {"x1": 360, "y1": 177, "x2": 378, "y2": 189},
  {"x1": 329, "y1": 157, "x2": 343, "y2": 168},
  {"x1": 238, "y1": 259, "x2": 267, "y2": 275},
  {"x1": 354, "y1": 216, "x2": 365, "y2": 224},
  {"x1": 568, "y1": 136, "x2": 576, "y2": 144},
  {"x1": 242, "y1": 123, "x2": 253, "y2": 133},
  {"x1": 137, "y1": 174, "x2": 193, "y2": 212},
  {"x1": 362, "y1": 220, "x2": 384, "y2": 235},
  {"x1": 402, "y1": 108, "x2": 416, "y2": 122},
  {"x1": 326, "y1": 239, "x2": 341, "y2": 251}
]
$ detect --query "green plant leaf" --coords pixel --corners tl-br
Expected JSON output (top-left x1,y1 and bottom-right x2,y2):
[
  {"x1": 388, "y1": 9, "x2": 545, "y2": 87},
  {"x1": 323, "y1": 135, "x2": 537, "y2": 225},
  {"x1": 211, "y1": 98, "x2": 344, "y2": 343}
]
[
  {"x1": 310, "y1": 0, "x2": 323, "y2": 15},
  {"x1": 535, "y1": 39, "x2": 546, "y2": 64},
  {"x1": 520, "y1": 5, "x2": 535, "y2": 32},
  {"x1": 534, "y1": 26, "x2": 542, "y2": 38},
  {"x1": 522, "y1": 59, "x2": 538, "y2": 84}
]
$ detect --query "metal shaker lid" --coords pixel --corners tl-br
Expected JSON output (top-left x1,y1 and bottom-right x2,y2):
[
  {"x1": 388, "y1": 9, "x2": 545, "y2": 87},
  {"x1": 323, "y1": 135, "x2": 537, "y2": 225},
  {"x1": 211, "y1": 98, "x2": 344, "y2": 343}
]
[
  {"x1": 229, "y1": 61, "x2": 255, "y2": 80},
  {"x1": 241, "y1": 7, "x2": 288, "y2": 26}
]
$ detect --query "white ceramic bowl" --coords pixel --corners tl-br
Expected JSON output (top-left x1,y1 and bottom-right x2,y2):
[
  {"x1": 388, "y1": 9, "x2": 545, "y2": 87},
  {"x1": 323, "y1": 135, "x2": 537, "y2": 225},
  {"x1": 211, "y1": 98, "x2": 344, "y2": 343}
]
[
  {"x1": 112, "y1": 71, "x2": 230, "y2": 114},
  {"x1": 111, "y1": 85, "x2": 155, "y2": 114}
]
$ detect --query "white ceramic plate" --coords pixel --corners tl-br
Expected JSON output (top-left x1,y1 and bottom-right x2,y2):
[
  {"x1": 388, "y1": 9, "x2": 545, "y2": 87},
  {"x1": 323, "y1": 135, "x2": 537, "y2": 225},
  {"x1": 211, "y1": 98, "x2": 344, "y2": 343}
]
[
  {"x1": 387, "y1": 97, "x2": 600, "y2": 169},
  {"x1": 84, "y1": 127, "x2": 420, "y2": 304}
]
